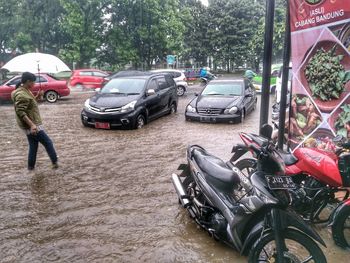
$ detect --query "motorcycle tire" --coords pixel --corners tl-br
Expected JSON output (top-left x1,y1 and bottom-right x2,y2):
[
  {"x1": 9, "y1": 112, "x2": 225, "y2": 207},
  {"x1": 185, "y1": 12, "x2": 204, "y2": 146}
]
[
  {"x1": 234, "y1": 158, "x2": 256, "y2": 178},
  {"x1": 248, "y1": 229, "x2": 327, "y2": 263},
  {"x1": 332, "y1": 205, "x2": 350, "y2": 249}
]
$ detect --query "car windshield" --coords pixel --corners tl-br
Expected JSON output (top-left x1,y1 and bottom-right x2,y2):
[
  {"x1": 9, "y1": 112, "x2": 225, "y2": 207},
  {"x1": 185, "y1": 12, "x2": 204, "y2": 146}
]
[
  {"x1": 202, "y1": 83, "x2": 243, "y2": 96},
  {"x1": 101, "y1": 78, "x2": 146, "y2": 94}
]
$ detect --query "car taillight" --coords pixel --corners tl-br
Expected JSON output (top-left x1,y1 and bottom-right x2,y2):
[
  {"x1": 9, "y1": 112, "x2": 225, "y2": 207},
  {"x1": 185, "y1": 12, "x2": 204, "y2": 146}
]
[{"x1": 183, "y1": 77, "x2": 187, "y2": 81}]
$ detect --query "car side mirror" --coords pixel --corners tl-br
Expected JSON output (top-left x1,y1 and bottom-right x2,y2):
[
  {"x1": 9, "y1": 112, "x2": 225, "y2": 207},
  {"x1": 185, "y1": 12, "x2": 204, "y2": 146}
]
[
  {"x1": 147, "y1": 89, "x2": 156, "y2": 96},
  {"x1": 194, "y1": 92, "x2": 198, "y2": 96},
  {"x1": 260, "y1": 123, "x2": 273, "y2": 140},
  {"x1": 245, "y1": 93, "x2": 253, "y2": 97}
]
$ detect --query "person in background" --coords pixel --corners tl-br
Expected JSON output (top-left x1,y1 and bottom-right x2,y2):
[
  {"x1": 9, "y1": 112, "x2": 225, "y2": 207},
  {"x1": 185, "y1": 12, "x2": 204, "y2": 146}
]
[
  {"x1": 244, "y1": 69, "x2": 256, "y2": 90},
  {"x1": 199, "y1": 66, "x2": 207, "y2": 78},
  {"x1": 11, "y1": 72, "x2": 58, "y2": 170},
  {"x1": 199, "y1": 66, "x2": 215, "y2": 80},
  {"x1": 244, "y1": 69, "x2": 256, "y2": 82}
]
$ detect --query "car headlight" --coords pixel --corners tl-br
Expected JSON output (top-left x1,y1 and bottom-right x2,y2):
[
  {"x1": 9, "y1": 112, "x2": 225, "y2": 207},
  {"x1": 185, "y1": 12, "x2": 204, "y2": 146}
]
[
  {"x1": 121, "y1": 100, "x2": 137, "y2": 113},
  {"x1": 84, "y1": 99, "x2": 91, "y2": 110},
  {"x1": 186, "y1": 105, "x2": 196, "y2": 113},
  {"x1": 224, "y1": 106, "x2": 238, "y2": 114}
]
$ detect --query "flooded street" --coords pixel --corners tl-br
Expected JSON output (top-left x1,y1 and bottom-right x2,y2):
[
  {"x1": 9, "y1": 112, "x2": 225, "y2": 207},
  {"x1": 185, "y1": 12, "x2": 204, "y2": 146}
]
[{"x1": 0, "y1": 88, "x2": 349, "y2": 262}]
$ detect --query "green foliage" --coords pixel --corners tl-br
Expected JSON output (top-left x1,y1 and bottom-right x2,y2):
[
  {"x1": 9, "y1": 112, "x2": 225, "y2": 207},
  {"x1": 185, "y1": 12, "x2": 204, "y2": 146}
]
[
  {"x1": 0, "y1": 0, "x2": 288, "y2": 71},
  {"x1": 305, "y1": 46, "x2": 348, "y2": 101}
]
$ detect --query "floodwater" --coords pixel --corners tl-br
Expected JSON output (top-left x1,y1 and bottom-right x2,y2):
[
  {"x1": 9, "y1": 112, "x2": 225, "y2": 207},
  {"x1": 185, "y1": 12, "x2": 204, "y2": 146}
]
[{"x1": 0, "y1": 88, "x2": 348, "y2": 262}]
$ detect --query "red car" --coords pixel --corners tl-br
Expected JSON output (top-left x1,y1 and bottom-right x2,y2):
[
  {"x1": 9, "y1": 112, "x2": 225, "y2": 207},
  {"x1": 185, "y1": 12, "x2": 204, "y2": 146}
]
[
  {"x1": 0, "y1": 73, "x2": 70, "y2": 103},
  {"x1": 68, "y1": 69, "x2": 109, "y2": 90}
]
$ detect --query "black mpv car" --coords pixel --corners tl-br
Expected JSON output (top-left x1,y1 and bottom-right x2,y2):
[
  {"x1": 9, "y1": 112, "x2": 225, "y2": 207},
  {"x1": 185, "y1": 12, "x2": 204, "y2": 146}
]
[{"x1": 81, "y1": 73, "x2": 178, "y2": 129}]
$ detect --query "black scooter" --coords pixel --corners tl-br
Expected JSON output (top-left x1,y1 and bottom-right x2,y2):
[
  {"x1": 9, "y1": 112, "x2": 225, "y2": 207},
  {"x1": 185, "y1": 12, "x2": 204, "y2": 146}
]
[{"x1": 172, "y1": 125, "x2": 327, "y2": 262}]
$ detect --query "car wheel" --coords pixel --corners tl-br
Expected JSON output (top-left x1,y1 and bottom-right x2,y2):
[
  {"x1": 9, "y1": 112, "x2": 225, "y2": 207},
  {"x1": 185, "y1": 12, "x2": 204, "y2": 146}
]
[
  {"x1": 169, "y1": 102, "x2": 177, "y2": 114},
  {"x1": 253, "y1": 98, "x2": 257, "y2": 111},
  {"x1": 240, "y1": 109, "x2": 245, "y2": 123},
  {"x1": 45, "y1": 91, "x2": 58, "y2": 103},
  {"x1": 134, "y1": 114, "x2": 145, "y2": 129},
  {"x1": 176, "y1": 86, "x2": 185, "y2": 96}
]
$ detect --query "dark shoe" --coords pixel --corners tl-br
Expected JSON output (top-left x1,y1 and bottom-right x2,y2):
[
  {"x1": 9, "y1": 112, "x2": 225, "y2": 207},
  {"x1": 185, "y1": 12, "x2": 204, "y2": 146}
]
[
  {"x1": 28, "y1": 166, "x2": 35, "y2": 170},
  {"x1": 52, "y1": 163, "x2": 59, "y2": 169}
]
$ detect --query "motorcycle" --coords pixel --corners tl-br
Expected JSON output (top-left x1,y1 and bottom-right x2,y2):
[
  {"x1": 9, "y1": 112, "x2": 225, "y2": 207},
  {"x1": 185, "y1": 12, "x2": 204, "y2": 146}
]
[
  {"x1": 172, "y1": 125, "x2": 327, "y2": 262},
  {"x1": 230, "y1": 126, "x2": 350, "y2": 249},
  {"x1": 199, "y1": 73, "x2": 217, "y2": 86}
]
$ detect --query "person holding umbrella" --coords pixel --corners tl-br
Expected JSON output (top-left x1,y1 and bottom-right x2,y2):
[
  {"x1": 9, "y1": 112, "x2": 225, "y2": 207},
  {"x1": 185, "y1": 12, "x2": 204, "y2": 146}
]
[{"x1": 11, "y1": 72, "x2": 58, "y2": 170}]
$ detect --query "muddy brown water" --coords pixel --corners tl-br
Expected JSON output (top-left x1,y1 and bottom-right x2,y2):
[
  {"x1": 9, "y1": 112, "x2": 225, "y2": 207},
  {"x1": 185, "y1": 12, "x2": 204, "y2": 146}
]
[{"x1": 0, "y1": 89, "x2": 348, "y2": 262}]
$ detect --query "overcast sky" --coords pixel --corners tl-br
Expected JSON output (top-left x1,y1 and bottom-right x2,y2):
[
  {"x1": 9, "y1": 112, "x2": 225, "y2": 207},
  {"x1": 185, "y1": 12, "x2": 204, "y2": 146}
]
[{"x1": 201, "y1": 0, "x2": 208, "y2": 6}]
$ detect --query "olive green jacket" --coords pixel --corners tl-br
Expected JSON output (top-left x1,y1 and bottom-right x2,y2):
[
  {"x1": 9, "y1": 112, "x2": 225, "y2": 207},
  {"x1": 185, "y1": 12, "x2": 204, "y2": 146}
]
[{"x1": 11, "y1": 87, "x2": 42, "y2": 129}]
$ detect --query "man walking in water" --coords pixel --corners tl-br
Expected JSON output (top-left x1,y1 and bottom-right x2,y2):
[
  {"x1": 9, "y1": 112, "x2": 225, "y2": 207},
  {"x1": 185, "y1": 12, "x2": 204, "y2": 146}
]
[{"x1": 11, "y1": 72, "x2": 58, "y2": 170}]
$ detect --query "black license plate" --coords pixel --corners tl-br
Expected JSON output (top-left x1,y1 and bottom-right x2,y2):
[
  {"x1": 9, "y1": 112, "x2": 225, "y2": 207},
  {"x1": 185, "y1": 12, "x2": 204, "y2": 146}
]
[
  {"x1": 265, "y1": 175, "x2": 295, "y2": 189},
  {"x1": 200, "y1": 116, "x2": 216, "y2": 123}
]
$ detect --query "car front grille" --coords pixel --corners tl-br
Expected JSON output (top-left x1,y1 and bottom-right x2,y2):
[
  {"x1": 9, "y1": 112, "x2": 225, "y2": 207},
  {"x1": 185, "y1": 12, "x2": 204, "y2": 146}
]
[
  {"x1": 197, "y1": 108, "x2": 222, "y2": 115},
  {"x1": 90, "y1": 106, "x2": 122, "y2": 113}
]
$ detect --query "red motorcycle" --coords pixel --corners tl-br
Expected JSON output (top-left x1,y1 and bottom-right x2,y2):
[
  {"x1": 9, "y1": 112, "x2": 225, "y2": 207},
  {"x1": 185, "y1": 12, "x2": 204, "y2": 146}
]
[{"x1": 229, "y1": 126, "x2": 350, "y2": 249}]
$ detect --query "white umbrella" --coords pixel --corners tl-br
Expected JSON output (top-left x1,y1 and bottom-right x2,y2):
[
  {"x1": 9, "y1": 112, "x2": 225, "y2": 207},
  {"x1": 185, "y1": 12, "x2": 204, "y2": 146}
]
[{"x1": 1, "y1": 52, "x2": 71, "y2": 73}]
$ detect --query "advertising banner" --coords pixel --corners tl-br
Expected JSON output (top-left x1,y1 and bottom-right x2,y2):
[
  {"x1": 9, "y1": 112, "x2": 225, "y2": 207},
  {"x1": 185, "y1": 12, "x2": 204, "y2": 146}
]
[{"x1": 289, "y1": 0, "x2": 350, "y2": 151}]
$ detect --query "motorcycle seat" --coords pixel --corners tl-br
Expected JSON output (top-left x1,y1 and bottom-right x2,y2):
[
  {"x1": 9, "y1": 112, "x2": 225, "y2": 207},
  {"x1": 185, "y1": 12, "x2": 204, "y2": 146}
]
[
  {"x1": 192, "y1": 147, "x2": 240, "y2": 193},
  {"x1": 277, "y1": 150, "x2": 298, "y2": 165}
]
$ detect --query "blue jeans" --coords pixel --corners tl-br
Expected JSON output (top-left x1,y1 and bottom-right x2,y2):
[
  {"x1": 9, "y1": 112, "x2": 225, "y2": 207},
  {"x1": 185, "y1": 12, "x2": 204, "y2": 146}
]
[{"x1": 26, "y1": 130, "x2": 58, "y2": 169}]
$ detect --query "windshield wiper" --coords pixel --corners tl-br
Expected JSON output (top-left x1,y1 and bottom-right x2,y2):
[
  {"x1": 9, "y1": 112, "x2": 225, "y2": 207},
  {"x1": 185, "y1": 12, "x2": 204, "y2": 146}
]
[
  {"x1": 108, "y1": 92, "x2": 126, "y2": 94},
  {"x1": 126, "y1": 92, "x2": 140, "y2": 95}
]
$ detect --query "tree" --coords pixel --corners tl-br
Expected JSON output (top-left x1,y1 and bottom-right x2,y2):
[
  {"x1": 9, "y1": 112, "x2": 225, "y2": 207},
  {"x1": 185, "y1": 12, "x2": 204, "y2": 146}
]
[
  {"x1": 58, "y1": 0, "x2": 109, "y2": 67},
  {"x1": 179, "y1": 0, "x2": 209, "y2": 67},
  {"x1": 104, "y1": 0, "x2": 187, "y2": 70},
  {"x1": 248, "y1": 0, "x2": 287, "y2": 71},
  {"x1": 0, "y1": 1, "x2": 19, "y2": 54},
  {"x1": 207, "y1": 0, "x2": 265, "y2": 72}
]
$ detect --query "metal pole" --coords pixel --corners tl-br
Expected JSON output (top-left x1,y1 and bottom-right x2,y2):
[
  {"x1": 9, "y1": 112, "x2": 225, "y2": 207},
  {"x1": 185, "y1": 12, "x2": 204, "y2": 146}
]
[
  {"x1": 277, "y1": 0, "x2": 291, "y2": 150},
  {"x1": 259, "y1": 0, "x2": 275, "y2": 133}
]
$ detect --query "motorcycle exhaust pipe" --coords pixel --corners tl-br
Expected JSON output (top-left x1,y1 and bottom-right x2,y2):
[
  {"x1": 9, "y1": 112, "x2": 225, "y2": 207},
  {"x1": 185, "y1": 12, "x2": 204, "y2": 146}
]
[{"x1": 171, "y1": 173, "x2": 190, "y2": 208}]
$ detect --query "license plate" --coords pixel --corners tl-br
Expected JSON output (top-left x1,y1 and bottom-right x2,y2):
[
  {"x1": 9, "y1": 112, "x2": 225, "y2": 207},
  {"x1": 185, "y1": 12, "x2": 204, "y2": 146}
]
[
  {"x1": 265, "y1": 175, "x2": 295, "y2": 189},
  {"x1": 95, "y1": 122, "x2": 110, "y2": 129},
  {"x1": 200, "y1": 116, "x2": 216, "y2": 123}
]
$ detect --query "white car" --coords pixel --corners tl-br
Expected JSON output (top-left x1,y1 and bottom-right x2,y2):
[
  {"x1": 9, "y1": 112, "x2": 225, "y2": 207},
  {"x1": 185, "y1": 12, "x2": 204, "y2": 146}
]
[
  {"x1": 150, "y1": 69, "x2": 188, "y2": 96},
  {"x1": 275, "y1": 63, "x2": 292, "y2": 103}
]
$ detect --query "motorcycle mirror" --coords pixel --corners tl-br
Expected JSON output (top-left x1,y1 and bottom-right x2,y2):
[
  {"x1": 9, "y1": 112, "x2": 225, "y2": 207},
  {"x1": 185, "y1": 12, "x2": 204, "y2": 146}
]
[{"x1": 260, "y1": 123, "x2": 273, "y2": 140}]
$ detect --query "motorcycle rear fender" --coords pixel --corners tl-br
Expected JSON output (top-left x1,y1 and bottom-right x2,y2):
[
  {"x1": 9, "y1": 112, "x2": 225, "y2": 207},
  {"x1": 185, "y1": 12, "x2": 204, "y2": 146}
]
[
  {"x1": 329, "y1": 199, "x2": 350, "y2": 226},
  {"x1": 240, "y1": 209, "x2": 326, "y2": 255},
  {"x1": 230, "y1": 144, "x2": 249, "y2": 162}
]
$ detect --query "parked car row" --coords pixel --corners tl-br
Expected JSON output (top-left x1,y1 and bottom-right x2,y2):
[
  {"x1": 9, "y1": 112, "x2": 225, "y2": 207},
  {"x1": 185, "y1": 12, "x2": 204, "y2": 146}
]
[
  {"x1": 0, "y1": 68, "x2": 189, "y2": 104},
  {"x1": 0, "y1": 69, "x2": 257, "y2": 130},
  {"x1": 69, "y1": 69, "x2": 189, "y2": 97},
  {"x1": 81, "y1": 75, "x2": 257, "y2": 130}
]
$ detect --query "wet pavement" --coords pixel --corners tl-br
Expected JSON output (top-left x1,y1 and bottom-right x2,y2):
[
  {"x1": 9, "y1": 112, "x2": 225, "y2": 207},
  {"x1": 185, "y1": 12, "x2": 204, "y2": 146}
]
[{"x1": 0, "y1": 86, "x2": 349, "y2": 262}]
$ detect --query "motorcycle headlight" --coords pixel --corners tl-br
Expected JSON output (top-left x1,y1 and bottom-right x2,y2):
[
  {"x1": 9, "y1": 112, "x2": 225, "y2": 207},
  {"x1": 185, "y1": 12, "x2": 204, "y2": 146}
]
[
  {"x1": 224, "y1": 106, "x2": 238, "y2": 114},
  {"x1": 186, "y1": 105, "x2": 196, "y2": 113},
  {"x1": 84, "y1": 99, "x2": 91, "y2": 110},
  {"x1": 121, "y1": 100, "x2": 137, "y2": 113}
]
